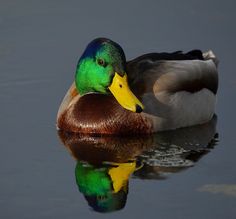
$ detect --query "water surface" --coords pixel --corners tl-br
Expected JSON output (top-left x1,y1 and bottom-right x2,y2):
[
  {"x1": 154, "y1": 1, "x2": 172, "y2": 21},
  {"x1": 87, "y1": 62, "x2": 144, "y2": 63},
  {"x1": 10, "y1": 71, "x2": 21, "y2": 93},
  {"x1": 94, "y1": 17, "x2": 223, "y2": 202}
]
[{"x1": 0, "y1": 1, "x2": 236, "y2": 218}]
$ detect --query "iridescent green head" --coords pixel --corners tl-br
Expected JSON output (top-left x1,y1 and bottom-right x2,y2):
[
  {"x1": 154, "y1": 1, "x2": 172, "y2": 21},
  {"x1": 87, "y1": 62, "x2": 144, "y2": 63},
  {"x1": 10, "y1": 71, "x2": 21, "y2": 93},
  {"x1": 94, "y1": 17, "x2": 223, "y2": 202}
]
[
  {"x1": 75, "y1": 38, "x2": 144, "y2": 113},
  {"x1": 75, "y1": 38, "x2": 126, "y2": 95}
]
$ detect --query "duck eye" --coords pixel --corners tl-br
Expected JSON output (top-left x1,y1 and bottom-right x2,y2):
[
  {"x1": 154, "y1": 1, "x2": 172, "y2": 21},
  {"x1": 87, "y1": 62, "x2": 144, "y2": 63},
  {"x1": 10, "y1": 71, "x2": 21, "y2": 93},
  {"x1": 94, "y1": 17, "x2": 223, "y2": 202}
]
[{"x1": 97, "y1": 58, "x2": 106, "y2": 67}]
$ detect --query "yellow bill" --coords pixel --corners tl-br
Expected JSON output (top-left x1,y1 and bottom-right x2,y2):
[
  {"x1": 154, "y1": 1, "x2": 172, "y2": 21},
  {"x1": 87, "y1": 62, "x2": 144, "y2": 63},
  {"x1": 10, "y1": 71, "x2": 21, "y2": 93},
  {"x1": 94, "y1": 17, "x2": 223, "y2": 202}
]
[
  {"x1": 108, "y1": 72, "x2": 144, "y2": 113},
  {"x1": 108, "y1": 162, "x2": 136, "y2": 193}
]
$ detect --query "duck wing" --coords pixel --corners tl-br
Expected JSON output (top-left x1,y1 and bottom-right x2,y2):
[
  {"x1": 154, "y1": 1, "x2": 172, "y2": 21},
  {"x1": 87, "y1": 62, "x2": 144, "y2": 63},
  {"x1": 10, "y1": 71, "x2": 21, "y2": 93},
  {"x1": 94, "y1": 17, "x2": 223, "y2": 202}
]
[
  {"x1": 127, "y1": 50, "x2": 218, "y2": 96},
  {"x1": 126, "y1": 50, "x2": 218, "y2": 130}
]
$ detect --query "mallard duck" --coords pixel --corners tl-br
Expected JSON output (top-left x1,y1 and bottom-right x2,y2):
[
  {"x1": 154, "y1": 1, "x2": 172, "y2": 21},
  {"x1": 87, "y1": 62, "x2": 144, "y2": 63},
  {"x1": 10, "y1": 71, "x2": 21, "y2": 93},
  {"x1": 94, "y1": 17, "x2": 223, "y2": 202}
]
[{"x1": 57, "y1": 38, "x2": 218, "y2": 135}]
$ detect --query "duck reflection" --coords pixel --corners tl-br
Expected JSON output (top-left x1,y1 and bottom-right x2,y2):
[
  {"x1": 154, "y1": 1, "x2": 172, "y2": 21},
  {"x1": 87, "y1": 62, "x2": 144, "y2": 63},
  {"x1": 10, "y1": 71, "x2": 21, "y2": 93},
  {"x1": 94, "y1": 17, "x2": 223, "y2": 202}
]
[
  {"x1": 58, "y1": 132, "x2": 146, "y2": 212},
  {"x1": 134, "y1": 116, "x2": 218, "y2": 179},
  {"x1": 58, "y1": 115, "x2": 218, "y2": 213}
]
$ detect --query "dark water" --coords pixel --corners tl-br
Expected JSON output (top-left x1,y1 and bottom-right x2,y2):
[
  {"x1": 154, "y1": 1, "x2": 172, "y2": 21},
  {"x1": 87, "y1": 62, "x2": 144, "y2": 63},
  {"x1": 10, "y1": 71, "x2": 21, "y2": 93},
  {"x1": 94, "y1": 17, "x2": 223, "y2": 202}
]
[{"x1": 0, "y1": 1, "x2": 236, "y2": 218}]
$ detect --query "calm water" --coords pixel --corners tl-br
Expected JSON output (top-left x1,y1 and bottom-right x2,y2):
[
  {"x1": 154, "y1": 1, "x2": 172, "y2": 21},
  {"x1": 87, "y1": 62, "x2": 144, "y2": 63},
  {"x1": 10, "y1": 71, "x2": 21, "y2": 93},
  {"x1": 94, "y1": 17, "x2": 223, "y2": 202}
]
[{"x1": 0, "y1": 1, "x2": 236, "y2": 218}]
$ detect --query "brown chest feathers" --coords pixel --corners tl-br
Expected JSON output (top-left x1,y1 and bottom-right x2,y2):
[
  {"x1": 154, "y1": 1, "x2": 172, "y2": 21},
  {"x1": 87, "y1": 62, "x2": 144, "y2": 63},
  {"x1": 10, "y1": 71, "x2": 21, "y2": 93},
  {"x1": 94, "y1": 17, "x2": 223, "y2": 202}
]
[{"x1": 57, "y1": 93, "x2": 152, "y2": 135}]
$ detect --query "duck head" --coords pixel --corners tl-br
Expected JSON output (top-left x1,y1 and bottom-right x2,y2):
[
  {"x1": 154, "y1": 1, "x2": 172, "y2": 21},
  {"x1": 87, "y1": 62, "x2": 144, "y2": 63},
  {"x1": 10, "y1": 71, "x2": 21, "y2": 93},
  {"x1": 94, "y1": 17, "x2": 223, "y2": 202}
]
[{"x1": 75, "y1": 38, "x2": 144, "y2": 113}]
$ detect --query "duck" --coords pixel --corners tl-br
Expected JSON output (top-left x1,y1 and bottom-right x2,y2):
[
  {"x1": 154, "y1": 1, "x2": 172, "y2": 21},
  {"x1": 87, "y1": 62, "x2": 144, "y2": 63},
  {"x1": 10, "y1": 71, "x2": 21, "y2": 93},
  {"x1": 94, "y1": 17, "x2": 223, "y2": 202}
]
[{"x1": 57, "y1": 38, "x2": 218, "y2": 135}]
